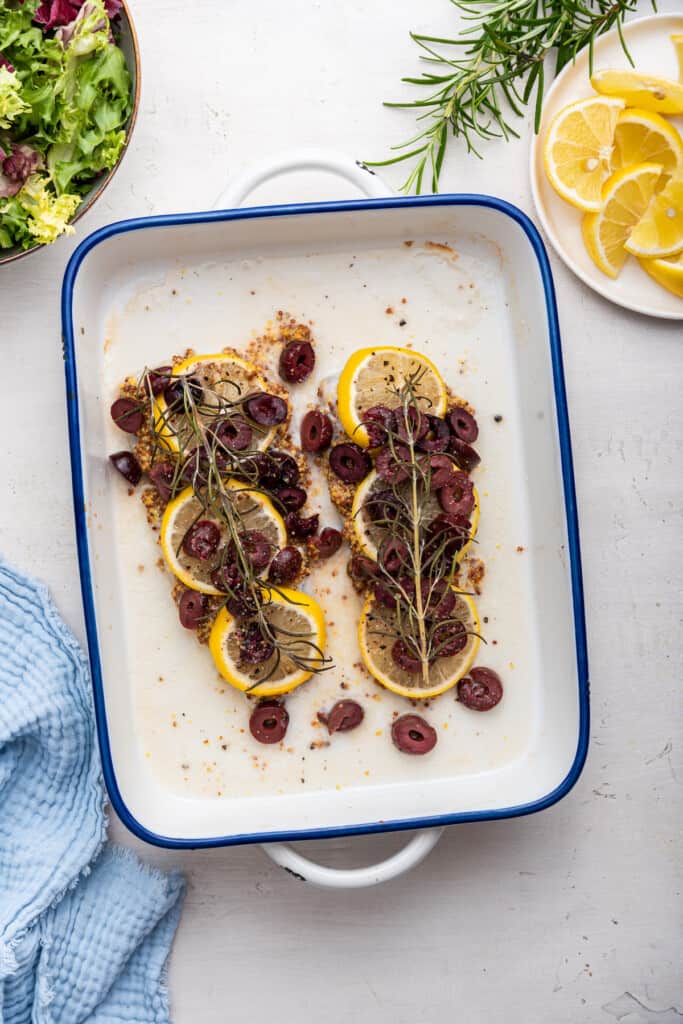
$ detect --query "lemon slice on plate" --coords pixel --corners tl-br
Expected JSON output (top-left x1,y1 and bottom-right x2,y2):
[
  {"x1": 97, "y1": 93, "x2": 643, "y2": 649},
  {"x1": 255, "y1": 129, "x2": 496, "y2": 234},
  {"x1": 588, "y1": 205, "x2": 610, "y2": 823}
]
[
  {"x1": 351, "y1": 469, "x2": 479, "y2": 562},
  {"x1": 209, "y1": 587, "x2": 326, "y2": 697},
  {"x1": 582, "y1": 163, "x2": 663, "y2": 278},
  {"x1": 624, "y1": 168, "x2": 683, "y2": 258},
  {"x1": 155, "y1": 352, "x2": 282, "y2": 453},
  {"x1": 638, "y1": 250, "x2": 683, "y2": 298},
  {"x1": 612, "y1": 109, "x2": 683, "y2": 187},
  {"x1": 543, "y1": 96, "x2": 624, "y2": 212},
  {"x1": 358, "y1": 589, "x2": 480, "y2": 700},
  {"x1": 337, "y1": 346, "x2": 447, "y2": 447},
  {"x1": 160, "y1": 483, "x2": 286, "y2": 595},
  {"x1": 591, "y1": 69, "x2": 683, "y2": 116}
]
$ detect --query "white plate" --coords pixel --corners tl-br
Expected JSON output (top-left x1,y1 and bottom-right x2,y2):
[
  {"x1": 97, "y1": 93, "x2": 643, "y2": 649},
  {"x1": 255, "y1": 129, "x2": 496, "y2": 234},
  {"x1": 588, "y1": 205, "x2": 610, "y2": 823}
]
[{"x1": 530, "y1": 12, "x2": 683, "y2": 319}]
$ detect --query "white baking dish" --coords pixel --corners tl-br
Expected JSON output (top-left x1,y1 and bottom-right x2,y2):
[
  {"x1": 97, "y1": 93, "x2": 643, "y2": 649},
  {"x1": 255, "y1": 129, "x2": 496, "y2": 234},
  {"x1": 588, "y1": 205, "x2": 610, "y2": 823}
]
[{"x1": 62, "y1": 153, "x2": 588, "y2": 887}]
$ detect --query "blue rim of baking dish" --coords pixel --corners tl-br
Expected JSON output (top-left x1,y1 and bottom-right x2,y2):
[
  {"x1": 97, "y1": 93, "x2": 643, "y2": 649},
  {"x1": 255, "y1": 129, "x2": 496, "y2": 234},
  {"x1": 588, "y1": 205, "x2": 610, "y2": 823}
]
[{"x1": 62, "y1": 194, "x2": 590, "y2": 849}]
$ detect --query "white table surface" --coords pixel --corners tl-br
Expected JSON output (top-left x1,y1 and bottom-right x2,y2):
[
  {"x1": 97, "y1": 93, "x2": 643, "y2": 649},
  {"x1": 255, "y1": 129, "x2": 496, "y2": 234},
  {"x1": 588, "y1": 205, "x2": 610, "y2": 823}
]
[{"x1": 2, "y1": 1, "x2": 682, "y2": 1021}]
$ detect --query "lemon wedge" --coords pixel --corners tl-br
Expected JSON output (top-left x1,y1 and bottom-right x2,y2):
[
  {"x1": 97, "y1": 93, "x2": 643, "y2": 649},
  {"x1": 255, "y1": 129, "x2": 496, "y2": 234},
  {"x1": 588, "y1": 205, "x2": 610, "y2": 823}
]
[
  {"x1": 543, "y1": 96, "x2": 624, "y2": 211},
  {"x1": 624, "y1": 168, "x2": 683, "y2": 258},
  {"x1": 337, "y1": 346, "x2": 447, "y2": 447},
  {"x1": 160, "y1": 483, "x2": 286, "y2": 595},
  {"x1": 638, "y1": 250, "x2": 683, "y2": 298},
  {"x1": 209, "y1": 587, "x2": 326, "y2": 696},
  {"x1": 591, "y1": 69, "x2": 683, "y2": 115},
  {"x1": 582, "y1": 163, "x2": 663, "y2": 278},
  {"x1": 612, "y1": 108, "x2": 682, "y2": 187},
  {"x1": 358, "y1": 589, "x2": 480, "y2": 700}
]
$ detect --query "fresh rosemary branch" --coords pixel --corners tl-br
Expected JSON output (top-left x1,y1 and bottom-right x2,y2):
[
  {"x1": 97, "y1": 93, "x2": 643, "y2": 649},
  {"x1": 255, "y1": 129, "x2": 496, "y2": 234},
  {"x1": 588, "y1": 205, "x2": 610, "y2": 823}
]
[{"x1": 367, "y1": 0, "x2": 652, "y2": 194}]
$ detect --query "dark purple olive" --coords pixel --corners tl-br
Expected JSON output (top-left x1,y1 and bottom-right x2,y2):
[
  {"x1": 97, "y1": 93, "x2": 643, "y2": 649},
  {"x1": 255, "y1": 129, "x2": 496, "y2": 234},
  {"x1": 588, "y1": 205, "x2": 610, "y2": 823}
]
[
  {"x1": 182, "y1": 520, "x2": 221, "y2": 560},
  {"x1": 325, "y1": 700, "x2": 364, "y2": 734},
  {"x1": 362, "y1": 405, "x2": 395, "y2": 447},
  {"x1": 300, "y1": 409, "x2": 333, "y2": 453},
  {"x1": 348, "y1": 554, "x2": 379, "y2": 586},
  {"x1": 239, "y1": 621, "x2": 275, "y2": 664},
  {"x1": 268, "y1": 546, "x2": 303, "y2": 584},
  {"x1": 458, "y1": 667, "x2": 503, "y2": 710},
  {"x1": 249, "y1": 700, "x2": 289, "y2": 743},
  {"x1": 424, "y1": 579, "x2": 456, "y2": 621},
  {"x1": 375, "y1": 445, "x2": 410, "y2": 485},
  {"x1": 231, "y1": 530, "x2": 272, "y2": 572},
  {"x1": 148, "y1": 461, "x2": 176, "y2": 502},
  {"x1": 258, "y1": 450, "x2": 300, "y2": 488},
  {"x1": 417, "y1": 415, "x2": 450, "y2": 453},
  {"x1": 374, "y1": 583, "x2": 399, "y2": 610},
  {"x1": 274, "y1": 486, "x2": 307, "y2": 512},
  {"x1": 109, "y1": 450, "x2": 142, "y2": 485},
  {"x1": 110, "y1": 398, "x2": 143, "y2": 434},
  {"x1": 429, "y1": 453, "x2": 457, "y2": 489},
  {"x1": 432, "y1": 619, "x2": 467, "y2": 657},
  {"x1": 147, "y1": 365, "x2": 173, "y2": 396},
  {"x1": 212, "y1": 416, "x2": 253, "y2": 452},
  {"x1": 311, "y1": 527, "x2": 343, "y2": 559},
  {"x1": 365, "y1": 488, "x2": 399, "y2": 525},
  {"x1": 391, "y1": 714, "x2": 437, "y2": 754},
  {"x1": 226, "y1": 587, "x2": 258, "y2": 618},
  {"x1": 245, "y1": 391, "x2": 288, "y2": 427},
  {"x1": 163, "y1": 376, "x2": 202, "y2": 409},
  {"x1": 279, "y1": 340, "x2": 315, "y2": 384},
  {"x1": 210, "y1": 561, "x2": 243, "y2": 593},
  {"x1": 180, "y1": 447, "x2": 208, "y2": 486},
  {"x1": 426, "y1": 513, "x2": 471, "y2": 558},
  {"x1": 396, "y1": 406, "x2": 428, "y2": 443},
  {"x1": 379, "y1": 537, "x2": 409, "y2": 575},
  {"x1": 285, "y1": 511, "x2": 319, "y2": 539},
  {"x1": 329, "y1": 442, "x2": 372, "y2": 483},
  {"x1": 178, "y1": 589, "x2": 209, "y2": 629},
  {"x1": 391, "y1": 638, "x2": 422, "y2": 674},
  {"x1": 448, "y1": 406, "x2": 479, "y2": 443},
  {"x1": 438, "y1": 471, "x2": 475, "y2": 516},
  {"x1": 449, "y1": 437, "x2": 481, "y2": 472}
]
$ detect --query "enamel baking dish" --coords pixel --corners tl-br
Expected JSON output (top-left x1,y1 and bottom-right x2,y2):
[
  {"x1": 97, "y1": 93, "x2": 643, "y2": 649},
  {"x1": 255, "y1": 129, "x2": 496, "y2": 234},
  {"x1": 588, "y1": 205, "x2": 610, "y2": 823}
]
[{"x1": 62, "y1": 153, "x2": 589, "y2": 888}]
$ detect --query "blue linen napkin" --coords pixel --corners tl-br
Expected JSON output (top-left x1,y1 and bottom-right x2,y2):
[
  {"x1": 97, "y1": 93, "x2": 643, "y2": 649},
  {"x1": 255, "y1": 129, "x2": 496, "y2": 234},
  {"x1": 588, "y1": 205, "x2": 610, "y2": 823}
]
[{"x1": 0, "y1": 560, "x2": 184, "y2": 1024}]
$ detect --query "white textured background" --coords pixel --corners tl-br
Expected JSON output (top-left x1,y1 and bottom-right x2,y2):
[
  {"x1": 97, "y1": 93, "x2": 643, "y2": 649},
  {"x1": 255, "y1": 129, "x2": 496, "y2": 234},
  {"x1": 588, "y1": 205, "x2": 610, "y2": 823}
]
[{"x1": 1, "y1": 1, "x2": 681, "y2": 1022}]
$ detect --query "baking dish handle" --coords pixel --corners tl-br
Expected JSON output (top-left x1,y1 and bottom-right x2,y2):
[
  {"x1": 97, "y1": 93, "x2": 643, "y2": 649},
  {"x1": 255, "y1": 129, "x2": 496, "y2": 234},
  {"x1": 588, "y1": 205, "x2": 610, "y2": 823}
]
[
  {"x1": 262, "y1": 828, "x2": 444, "y2": 889},
  {"x1": 214, "y1": 148, "x2": 391, "y2": 208}
]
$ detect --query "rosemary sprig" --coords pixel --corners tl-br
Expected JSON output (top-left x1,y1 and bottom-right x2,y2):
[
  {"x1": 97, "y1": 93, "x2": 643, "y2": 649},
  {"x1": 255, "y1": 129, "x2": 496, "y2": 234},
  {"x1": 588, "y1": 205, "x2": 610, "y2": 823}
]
[{"x1": 366, "y1": 0, "x2": 652, "y2": 194}]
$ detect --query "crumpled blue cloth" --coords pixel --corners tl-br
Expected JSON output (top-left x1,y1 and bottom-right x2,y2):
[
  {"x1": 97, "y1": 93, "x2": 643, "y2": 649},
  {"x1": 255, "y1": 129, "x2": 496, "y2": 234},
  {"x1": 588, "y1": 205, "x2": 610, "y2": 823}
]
[{"x1": 0, "y1": 560, "x2": 184, "y2": 1024}]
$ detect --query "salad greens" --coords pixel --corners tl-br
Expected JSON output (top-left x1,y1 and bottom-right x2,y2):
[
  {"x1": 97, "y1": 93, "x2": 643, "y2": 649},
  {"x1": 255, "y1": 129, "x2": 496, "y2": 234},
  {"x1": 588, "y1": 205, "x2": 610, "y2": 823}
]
[{"x1": 0, "y1": 0, "x2": 132, "y2": 250}]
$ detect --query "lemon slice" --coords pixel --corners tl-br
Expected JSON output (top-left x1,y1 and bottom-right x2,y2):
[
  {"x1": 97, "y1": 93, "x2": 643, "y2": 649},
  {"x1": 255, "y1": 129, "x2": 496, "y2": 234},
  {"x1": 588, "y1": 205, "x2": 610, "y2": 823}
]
[
  {"x1": 582, "y1": 163, "x2": 663, "y2": 278},
  {"x1": 155, "y1": 352, "x2": 281, "y2": 454},
  {"x1": 209, "y1": 587, "x2": 326, "y2": 697},
  {"x1": 160, "y1": 483, "x2": 286, "y2": 595},
  {"x1": 543, "y1": 96, "x2": 624, "y2": 211},
  {"x1": 351, "y1": 469, "x2": 479, "y2": 562},
  {"x1": 624, "y1": 168, "x2": 683, "y2": 258},
  {"x1": 673, "y1": 34, "x2": 683, "y2": 82},
  {"x1": 358, "y1": 590, "x2": 480, "y2": 700},
  {"x1": 638, "y1": 250, "x2": 683, "y2": 298},
  {"x1": 612, "y1": 109, "x2": 683, "y2": 187},
  {"x1": 337, "y1": 346, "x2": 447, "y2": 447},
  {"x1": 591, "y1": 69, "x2": 683, "y2": 116}
]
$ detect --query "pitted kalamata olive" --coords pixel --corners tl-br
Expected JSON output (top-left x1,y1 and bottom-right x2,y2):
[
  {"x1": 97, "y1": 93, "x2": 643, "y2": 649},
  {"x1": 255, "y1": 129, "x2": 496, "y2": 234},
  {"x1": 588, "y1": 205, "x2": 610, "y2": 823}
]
[
  {"x1": 375, "y1": 445, "x2": 410, "y2": 485},
  {"x1": 279, "y1": 340, "x2": 315, "y2": 383},
  {"x1": 268, "y1": 546, "x2": 303, "y2": 584},
  {"x1": 182, "y1": 520, "x2": 221, "y2": 560},
  {"x1": 148, "y1": 461, "x2": 176, "y2": 502},
  {"x1": 417, "y1": 415, "x2": 450, "y2": 453},
  {"x1": 432, "y1": 619, "x2": 467, "y2": 657},
  {"x1": 210, "y1": 561, "x2": 243, "y2": 593},
  {"x1": 230, "y1": 530, "x2": 272, "y2": 572},
  {"x1": 300, "y1": 409, "x2": 333, "y2": 452},
  {"x1": 163, "y1": 375, "x2": 203, "y2": 409},
  {"x1": 311, "y1": 527, "x2": 343, "y2": 559},
  {"x1": 258, "y1": 450, "x2": 300, "y2": 488},
  {"x1": 110, "y1": 398, "x2": 143, "y2": 434},
  {"x1": 379, "y1": 537, "x2": 409, "y2": 575},
  {"x1": 109, "y1": 450, "x2": 142, "y2": 485},
  {"x1": 424, "y1": 579, "x2": 456, "y2": 621},
  {"x1": 285, "y1": 511, "x2": 319, "y2": 539},
  {"x1": 249, "y1": 700, "x2": 289, "y2": 743},
  {"x1": 396, "y1": 406, "x2": 428, "y2": 443},
  {"x1": 245, "y1": 392, "x2": 288, "y2": 426},
  {"x1": 180, "y1": 447, "x2": 208, "y2": 486},
  {"x1": 391, "y1": 639, "x2": 422, "y2": 673},
  {"x1": 458, "y1": 667, "x2": 503, "y2": 710},
  {"x1": 365, "y1": 488, "x2": 399, "y2": 525},
  {"x1": 374, "y1": 583, "x2": 399, "y2": 609},
  {"x1": 449, "y1": 406, "x2": 479, "y2": 443},
  {"x1": 449, "y1": 437, "x2": 481, "y2": 472},
  {"x1": 226, "y1": 587, "x2": 258, "y2": 618},
  {"x1": 391, "y1": 714, "x2": 437, "y2": 754},
  {"x1": 212, "y1": 416, "x2": 253, "y2": 452},
  {"x1": 329, "y1": 442, "x2": 372, "y2": 483},
  {"x1": 429, "y1": 453, "x2": 457, "y2": 489},
  {"x1": 239, "y1": 621, "x2": 275, "y2": 664},
  {"x1": 362, "y1": 405, "x2": 395, "y2": 447},
  {"x1": 178, "y1": 589, "x2": 209, "y2": 629},
  {"x1": 426, "y1": 513, "x2": 471, "y2": 558},
  {"x1": 438, "y1": 471, "x2": 474, "y2": 516},
  {"x1": 348, "y1": 554, "x2": 379, "y2": 585},
  {"x1": 147, "y1": 366, "x2": 173, "y2": 396},
  {"x1": 325, "y1": 700, "x2": 364, "y2": 734},
  {"x1": 274, "y1": 486, "x2": 307, "y2": 512}
]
